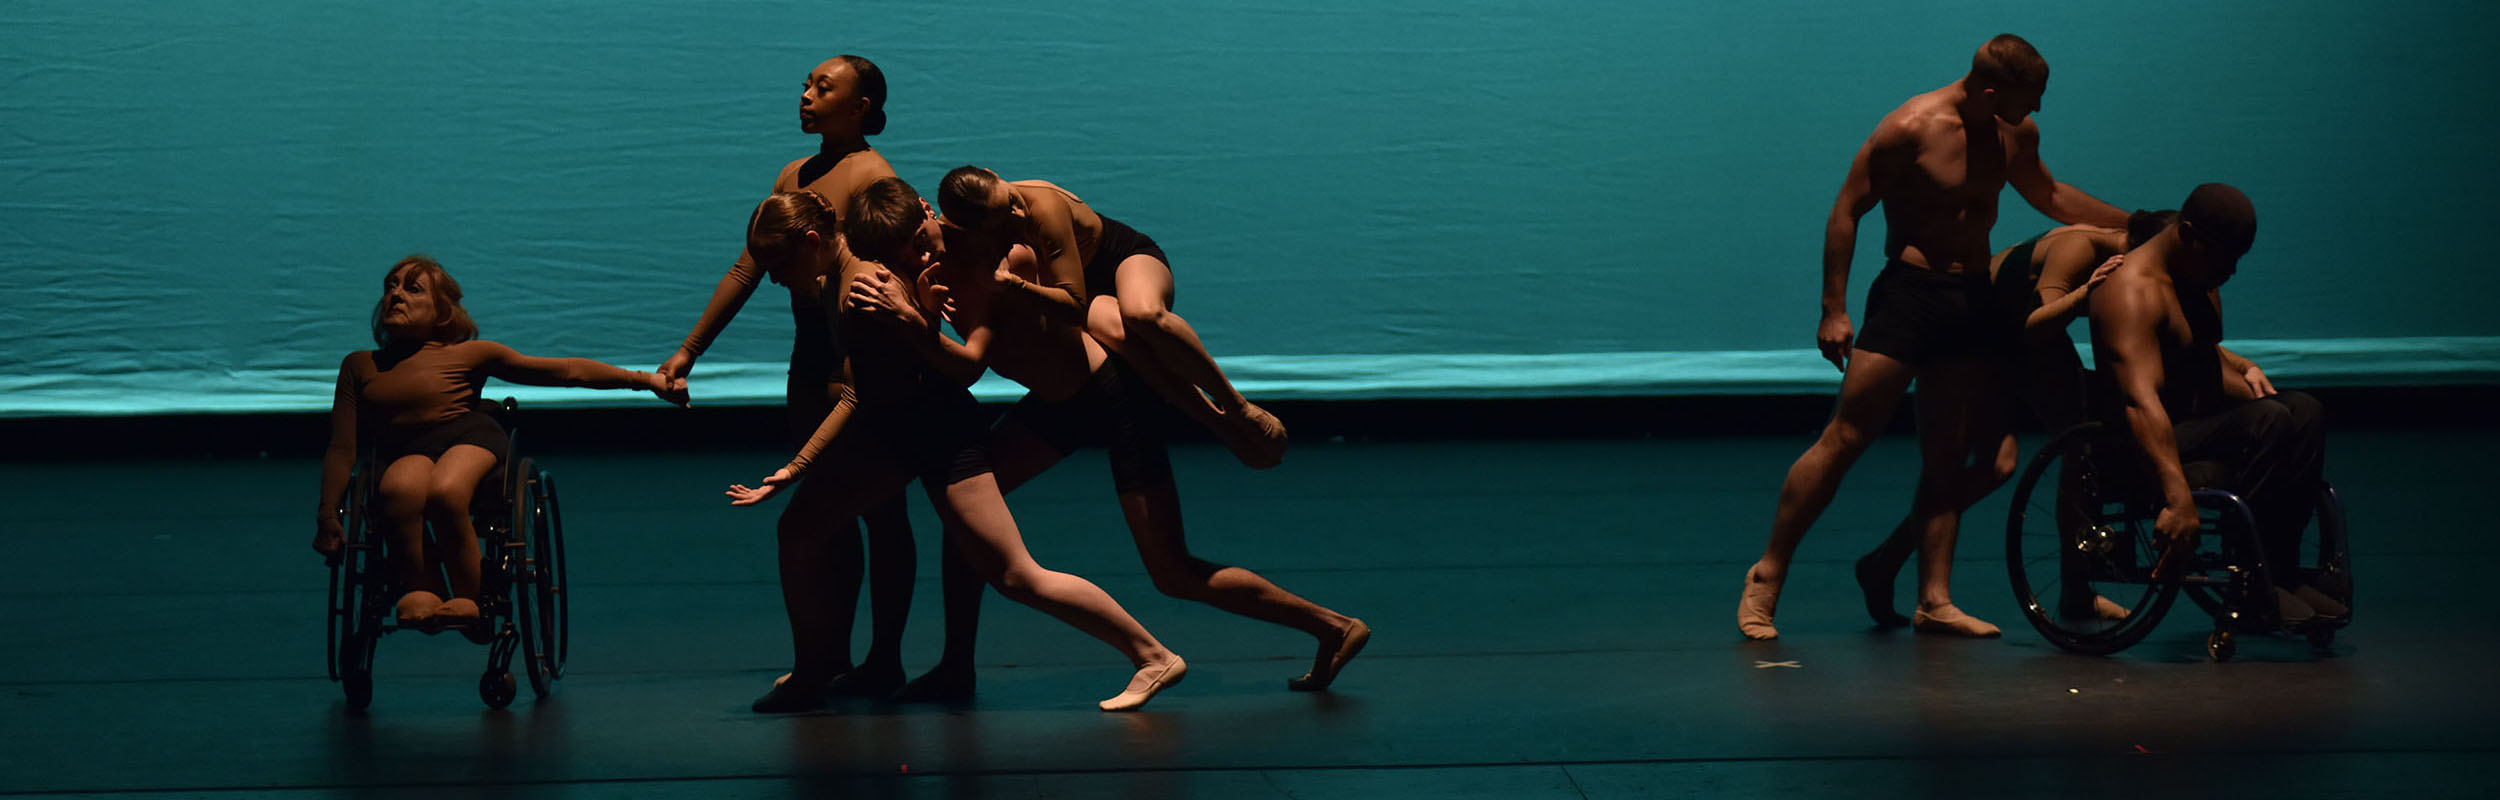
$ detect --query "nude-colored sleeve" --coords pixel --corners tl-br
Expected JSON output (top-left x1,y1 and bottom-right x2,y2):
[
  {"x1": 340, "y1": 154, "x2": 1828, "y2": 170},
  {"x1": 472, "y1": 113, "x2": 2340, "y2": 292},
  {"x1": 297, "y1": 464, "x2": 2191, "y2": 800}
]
[
  {"x1": 314, "y1": 354, "x2": 362, "y2": 521},
  {"x1": 677, "y1": 258, "x2": 767, "y2": 358},
  {"x1": 781, "y1": 378, "x2": 859, "y2": 477},
  {"x1": 470, "y1": 341, "x2": 654, "y2": 390}
]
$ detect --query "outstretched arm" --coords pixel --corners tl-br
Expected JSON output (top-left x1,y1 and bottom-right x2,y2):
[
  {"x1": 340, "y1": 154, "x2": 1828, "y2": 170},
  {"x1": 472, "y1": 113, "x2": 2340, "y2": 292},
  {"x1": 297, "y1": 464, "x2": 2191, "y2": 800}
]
[
  {"x1": 727, "y1": 361, "x2": 860, "y2": 506},
  {"x1": 659, "y1": 257, "x2": 768, "y2": 392},
  {"x1": 474, "y1": 341, "x2": 682, "y2": 405},
  {"x1": 2007, "y1": 123, "x2": 2126, "y2": 228}
]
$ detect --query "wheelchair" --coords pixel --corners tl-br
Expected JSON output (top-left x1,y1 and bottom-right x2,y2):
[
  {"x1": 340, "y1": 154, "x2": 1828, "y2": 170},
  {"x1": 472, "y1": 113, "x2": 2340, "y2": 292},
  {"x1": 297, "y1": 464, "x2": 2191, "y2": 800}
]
[
  {"x1": 325, "y1": 398, "x2": 570, "y2": 709},
  {"x1": 2003, "y1": 419, "x2": 2351, "y2": 661}
]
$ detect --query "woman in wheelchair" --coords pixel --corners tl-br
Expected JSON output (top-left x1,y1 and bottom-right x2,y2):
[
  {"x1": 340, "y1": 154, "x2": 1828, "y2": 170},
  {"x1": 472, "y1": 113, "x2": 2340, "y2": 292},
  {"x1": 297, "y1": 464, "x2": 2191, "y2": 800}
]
[{"x1": 312, "y1": 255, "x2": 682, "y2": 629}]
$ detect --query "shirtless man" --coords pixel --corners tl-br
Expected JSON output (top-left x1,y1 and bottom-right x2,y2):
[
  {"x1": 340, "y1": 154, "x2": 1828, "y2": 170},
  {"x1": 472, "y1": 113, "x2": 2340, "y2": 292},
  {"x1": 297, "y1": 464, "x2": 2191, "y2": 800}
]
[
  {"x1": 1738, "y1": 34, "x2": 2128, "y2": 640},
  {"x1": 2089, "y1": 183, "x2": 2343, "y2": 623},
  {"x1": 653, "y1": 55, "x2": 918, "y2": 704},
  {"x1": 844, "y1": 195, "x2": 1367, "y2": 703}
]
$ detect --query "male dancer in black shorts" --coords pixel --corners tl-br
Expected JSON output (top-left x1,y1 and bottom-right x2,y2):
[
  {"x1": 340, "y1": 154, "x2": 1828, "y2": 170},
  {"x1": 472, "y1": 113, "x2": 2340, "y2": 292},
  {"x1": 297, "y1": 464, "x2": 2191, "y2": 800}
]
[{"x1": 1736, "y1": 34, "x2": 2128, "y2": 639}]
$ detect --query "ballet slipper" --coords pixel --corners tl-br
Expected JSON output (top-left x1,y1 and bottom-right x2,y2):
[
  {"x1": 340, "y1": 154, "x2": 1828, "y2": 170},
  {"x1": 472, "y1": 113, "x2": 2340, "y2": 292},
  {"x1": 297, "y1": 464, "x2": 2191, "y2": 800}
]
[
  {"x1": 1098, "y1": 656, "x2": 1187, "y2": 712},
  {"x1": 1738, "y1": 566, "x2": 1781, "y2": 640},
  {"x1": 1911, "y1": 604, "x2": 2002, "y2": 638},
  {"x1": 1288, "y1": 619, "x2": 1371, "y2": 691},
  {"x1": 751, "y1": 673, "x2": 829, "y2": 714},
  {"x1": 1227, "y1": 402, "x2": 1288, "y2": 470},
  {"x1": 395, "y1": 590, "x2": 443, "y2": 625}
]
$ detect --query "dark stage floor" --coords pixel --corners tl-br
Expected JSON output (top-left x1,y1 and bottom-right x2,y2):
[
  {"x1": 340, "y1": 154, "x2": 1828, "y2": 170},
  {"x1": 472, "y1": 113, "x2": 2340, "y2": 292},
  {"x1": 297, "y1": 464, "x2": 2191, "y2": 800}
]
[{"x1": 3, "y1": 427, "x2": 2495, "y2": 798}]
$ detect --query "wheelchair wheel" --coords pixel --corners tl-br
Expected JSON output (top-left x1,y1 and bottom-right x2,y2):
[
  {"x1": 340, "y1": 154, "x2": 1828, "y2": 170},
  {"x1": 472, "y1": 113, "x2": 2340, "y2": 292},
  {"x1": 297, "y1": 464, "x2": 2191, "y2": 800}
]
[
  {"x1": 480, "y1": 670, "x2": 517, "y2": 710},
  {"x1": 2005, "y1": 422, "x2": 2181, "y2": 655},
  {"x1": 513, "y1": 461, "x2": 565, "y2": 697},
  {"x1": 330, "y1": 470, "x2": 384, "y2": 709}
]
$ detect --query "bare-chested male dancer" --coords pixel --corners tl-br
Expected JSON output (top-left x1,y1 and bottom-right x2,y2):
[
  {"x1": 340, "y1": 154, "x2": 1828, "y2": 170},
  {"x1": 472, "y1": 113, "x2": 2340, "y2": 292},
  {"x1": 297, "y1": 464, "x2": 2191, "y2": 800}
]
[
  {"x1": 1738, "y1": 34, "x2": 2127, "y2": 640},
  {"x1": 652, "y1": 55, "x2": 918, "y2": 706}
]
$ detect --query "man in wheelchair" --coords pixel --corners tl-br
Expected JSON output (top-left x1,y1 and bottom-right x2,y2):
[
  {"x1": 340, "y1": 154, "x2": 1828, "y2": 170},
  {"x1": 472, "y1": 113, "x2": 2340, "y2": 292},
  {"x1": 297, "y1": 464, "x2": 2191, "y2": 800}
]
[{"x1": 2086, "y1": 183, "x2": 2346, "y2": 625}]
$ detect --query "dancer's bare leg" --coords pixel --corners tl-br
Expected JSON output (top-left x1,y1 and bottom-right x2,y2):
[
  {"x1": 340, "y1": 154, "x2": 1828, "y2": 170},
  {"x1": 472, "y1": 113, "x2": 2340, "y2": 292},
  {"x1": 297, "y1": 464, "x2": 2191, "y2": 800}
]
[
  {"x1": 1742, "y1": 349, "x2": 1916, "y2": 639},
  {"x1": 420, "y1": 443, "x2": 500, "y2": 623},
  {"x1": 1903, "y1": 356, "x2": 2005, "y2": 637},
  {"x1": 1118, "y1": 475, "x2": 1365, "y2": 690},
  {"x1": 376, "y1": 455, "x2": 445, "y2": 622},
  {"x1": 1085, "y1": 255, "x2": 1285, "y2": 468},
  {"x1": 936, "y1": 471, "x2": 1184, "y2": 711},
  {"x1": 894, "y1": 424, "x2": 1066, "y2": 703},
  {"x1": 1858, "y1": 425, "x2": 2018, "y2": 628}
]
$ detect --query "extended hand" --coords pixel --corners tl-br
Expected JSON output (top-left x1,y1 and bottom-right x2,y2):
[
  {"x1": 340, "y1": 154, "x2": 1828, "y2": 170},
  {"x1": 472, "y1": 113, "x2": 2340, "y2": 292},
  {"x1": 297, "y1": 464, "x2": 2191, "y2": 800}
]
[
  {"x1": 727, "y1": 468, "x2": 798, "y2": 507},
  {"x1": 1817, "y1": 311, "x2": 1854, "y2": 372}
]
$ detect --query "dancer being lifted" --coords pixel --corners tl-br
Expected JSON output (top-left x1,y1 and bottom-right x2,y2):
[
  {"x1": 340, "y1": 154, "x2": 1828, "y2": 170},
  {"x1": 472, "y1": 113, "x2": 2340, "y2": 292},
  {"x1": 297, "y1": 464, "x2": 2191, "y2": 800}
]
[
  {"x1": 728, "y1": 186, "x2": 1187, "y2": 712},
  {"x1": 934, "y1": 166, "x2": 1289, "y2": 469},
  {"x1": 838, "y1": 180, "x2": 1368, "y2": 702}
]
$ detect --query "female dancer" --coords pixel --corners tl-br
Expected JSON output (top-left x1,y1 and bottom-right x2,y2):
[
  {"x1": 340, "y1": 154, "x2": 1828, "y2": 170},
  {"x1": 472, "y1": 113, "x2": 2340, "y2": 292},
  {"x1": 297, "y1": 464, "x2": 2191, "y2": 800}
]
[
  {"x1": 843, "y1": 186, "x2": 1368, "y2": 702},
  {"x1": 313, "y1": 256, "x2": 679, "y2": 629},
  {"x1": 653, "y1": 55, "x2": 919, "y2": 702},
  {"x1": 728, "y1": 188, "x2": 1186, "y2": 712},
  {"x1": 935, "y1": 166, "x2": 1288, "y2": 469}
]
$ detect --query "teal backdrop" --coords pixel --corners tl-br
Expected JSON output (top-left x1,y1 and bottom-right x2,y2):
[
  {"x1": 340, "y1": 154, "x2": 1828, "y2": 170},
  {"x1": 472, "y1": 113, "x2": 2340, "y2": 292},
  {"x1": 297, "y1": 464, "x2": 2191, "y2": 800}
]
[{"x1": 3, "y1": 0, "x2": 2494, "y2": 415}]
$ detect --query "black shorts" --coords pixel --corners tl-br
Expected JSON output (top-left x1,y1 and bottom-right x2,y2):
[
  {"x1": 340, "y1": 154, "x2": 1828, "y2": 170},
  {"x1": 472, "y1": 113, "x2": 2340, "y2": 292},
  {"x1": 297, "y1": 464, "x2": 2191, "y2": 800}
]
[
  {"x1": 857, "y1": 382, "x2": 996, "y2": 488},
  {"x1": 1855, "y1": 259, "x2": 2019, "y2": 368},
  {"x1": 994, "y1": 357, "x2": 1173, "y2": 492},
  {"x1": 1084, "y1": 215, "x2": 1169, "y2": 301},
  {"x1": 377, "y1": 411, "x2": 508, "y2": 464}
]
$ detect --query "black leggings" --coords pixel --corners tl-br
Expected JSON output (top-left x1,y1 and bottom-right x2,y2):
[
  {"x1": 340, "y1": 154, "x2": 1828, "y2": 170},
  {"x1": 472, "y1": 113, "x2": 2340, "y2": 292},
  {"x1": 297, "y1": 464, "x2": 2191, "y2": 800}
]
[{"x1": 2174, "y1": 392, "x2": 2328, "y2": 569}]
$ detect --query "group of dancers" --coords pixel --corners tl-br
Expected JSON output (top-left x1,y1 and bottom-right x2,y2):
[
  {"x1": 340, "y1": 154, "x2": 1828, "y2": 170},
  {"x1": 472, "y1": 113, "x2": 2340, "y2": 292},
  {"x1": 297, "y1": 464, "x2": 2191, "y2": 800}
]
[
  {"x1": 308, "y1": 34, "x2": 2343, "y2": 714},
  {"x1": 312, "y1": 53, "x2": 1365, "y2": 713}
]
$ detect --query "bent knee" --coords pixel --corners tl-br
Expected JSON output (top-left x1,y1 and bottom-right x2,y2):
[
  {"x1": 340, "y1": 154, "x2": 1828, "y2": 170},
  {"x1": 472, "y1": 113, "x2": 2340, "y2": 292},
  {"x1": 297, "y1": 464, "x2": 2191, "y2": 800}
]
[{"x1": 992, "y1": 566, "x2": 1045, "y2": 602}]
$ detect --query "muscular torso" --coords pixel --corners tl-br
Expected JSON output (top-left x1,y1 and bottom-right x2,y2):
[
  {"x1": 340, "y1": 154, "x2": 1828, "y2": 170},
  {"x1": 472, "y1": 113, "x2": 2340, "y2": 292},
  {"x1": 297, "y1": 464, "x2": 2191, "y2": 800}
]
[
  {"x1": 2095, "y1": 267, "x2": 2228, "y2": 418},
  {"x1": 1879, "y1": 90, "x2": 2022, "y2": 275}
]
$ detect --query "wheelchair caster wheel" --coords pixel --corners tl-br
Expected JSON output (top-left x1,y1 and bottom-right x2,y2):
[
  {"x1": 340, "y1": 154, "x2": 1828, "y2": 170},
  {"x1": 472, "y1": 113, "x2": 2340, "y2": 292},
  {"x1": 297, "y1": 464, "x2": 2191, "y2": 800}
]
[
  {"x1": 2206, "y1": 631, "x2": 2236, "y2": 662},
  {"x1": 481, "y1": 671, "x2": 517, "y2": 709},
  {"x1": 343, "y1": 669, "x2": 374, "y2": 711}
]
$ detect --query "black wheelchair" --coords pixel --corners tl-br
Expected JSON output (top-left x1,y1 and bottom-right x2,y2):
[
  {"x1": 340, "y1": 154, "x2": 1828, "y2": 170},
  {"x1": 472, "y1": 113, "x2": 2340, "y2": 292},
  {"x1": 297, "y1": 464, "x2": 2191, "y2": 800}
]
[
  {"x1": 2003, "y1": 420, "x2": 2351, "y2": 661},
  {"x1": 325, "y1": 398, "x2": 570, "y2": 709}
]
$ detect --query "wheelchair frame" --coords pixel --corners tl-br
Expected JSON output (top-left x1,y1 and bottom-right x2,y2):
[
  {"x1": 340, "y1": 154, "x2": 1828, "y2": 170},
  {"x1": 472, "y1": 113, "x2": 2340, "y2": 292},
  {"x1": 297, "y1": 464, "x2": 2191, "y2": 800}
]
[
  {"x1": 2003, "y1": 420, "x2": 2352, "y2": 661},
  {"x1": 324, "y1": 397, "x2": 570, "y2": 709}
]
